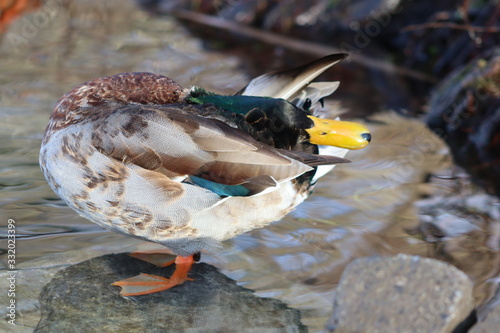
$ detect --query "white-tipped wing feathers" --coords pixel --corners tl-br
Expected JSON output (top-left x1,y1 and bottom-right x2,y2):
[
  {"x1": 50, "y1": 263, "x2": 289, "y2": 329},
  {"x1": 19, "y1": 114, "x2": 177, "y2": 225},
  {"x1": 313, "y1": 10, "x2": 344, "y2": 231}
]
[{"x1": 237, "y1": 54, "x2": 347, "y2": 101}]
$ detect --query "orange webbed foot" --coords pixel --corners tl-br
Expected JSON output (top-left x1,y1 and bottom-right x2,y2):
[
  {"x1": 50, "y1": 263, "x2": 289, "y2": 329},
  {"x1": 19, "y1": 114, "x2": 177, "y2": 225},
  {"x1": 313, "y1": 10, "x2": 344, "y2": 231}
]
[{"x1": 112, "y1": 255, "x2": 195, "y2": 296}]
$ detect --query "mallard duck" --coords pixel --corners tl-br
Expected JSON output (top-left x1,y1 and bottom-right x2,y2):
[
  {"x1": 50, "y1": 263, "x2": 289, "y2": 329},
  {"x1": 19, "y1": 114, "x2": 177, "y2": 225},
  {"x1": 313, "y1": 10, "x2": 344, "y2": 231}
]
[{"x1": 39, "y1": 54, "x2": 370, "y2": 296}]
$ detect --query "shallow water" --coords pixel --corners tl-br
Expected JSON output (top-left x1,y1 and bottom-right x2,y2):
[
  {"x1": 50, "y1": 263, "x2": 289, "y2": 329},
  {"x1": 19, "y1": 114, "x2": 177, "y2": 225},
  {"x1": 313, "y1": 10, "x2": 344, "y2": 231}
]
[{"x1": 0, "y1": 1, "x2": 499, "y2": 332}]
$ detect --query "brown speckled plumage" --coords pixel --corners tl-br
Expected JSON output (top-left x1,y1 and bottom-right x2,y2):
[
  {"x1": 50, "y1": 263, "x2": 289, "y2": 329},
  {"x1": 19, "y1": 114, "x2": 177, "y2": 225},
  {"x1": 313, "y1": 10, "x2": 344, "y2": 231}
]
[{"x1": 43, "y1": 73, "x2": 184, "y2": 142}]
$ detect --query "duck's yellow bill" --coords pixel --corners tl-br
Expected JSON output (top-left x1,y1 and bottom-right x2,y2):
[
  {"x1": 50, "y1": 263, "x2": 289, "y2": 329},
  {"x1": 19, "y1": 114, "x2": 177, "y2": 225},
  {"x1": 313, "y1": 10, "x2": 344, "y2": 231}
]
[{"x1": 306, "y1": 116, "x2": 371, "y2": 150}]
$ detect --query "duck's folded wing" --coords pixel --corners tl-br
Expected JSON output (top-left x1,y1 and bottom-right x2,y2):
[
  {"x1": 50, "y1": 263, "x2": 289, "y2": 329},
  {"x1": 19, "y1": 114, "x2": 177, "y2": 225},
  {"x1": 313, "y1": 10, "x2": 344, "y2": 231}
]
[{"x1": 90, "y1": 105, "x2": 346, "y2": 192}]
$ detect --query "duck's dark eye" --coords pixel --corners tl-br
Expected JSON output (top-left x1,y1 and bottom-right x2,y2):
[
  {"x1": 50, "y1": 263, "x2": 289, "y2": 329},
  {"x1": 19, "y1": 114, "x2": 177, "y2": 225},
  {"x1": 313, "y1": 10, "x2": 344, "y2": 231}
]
[{"x1": 303, "y1": 98, "x2": 312, "y2": 110}]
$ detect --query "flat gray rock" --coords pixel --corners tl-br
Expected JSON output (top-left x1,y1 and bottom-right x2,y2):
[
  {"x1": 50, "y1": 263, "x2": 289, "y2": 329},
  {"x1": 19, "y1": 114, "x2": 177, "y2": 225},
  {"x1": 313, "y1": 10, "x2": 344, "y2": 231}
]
[
  {"x1": 35, "y1": 253, "x2": 306, "y2": 333},
  {"x1": 326, "y1": 254, "x2": 474, "y2": 333}
]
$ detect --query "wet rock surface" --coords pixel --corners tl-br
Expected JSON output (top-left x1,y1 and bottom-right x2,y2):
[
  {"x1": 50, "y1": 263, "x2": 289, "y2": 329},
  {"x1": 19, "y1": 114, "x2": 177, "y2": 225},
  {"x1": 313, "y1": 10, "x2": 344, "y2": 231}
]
[
  {"x1": 427, "y1": 50, "x2": 500, "y2": 197},
  {"x1": 326, "y1": 254, "x2": 475, "y2": 333},
  {"x1": 35, "y1": 253, "x2": 306, "y2": 333}
]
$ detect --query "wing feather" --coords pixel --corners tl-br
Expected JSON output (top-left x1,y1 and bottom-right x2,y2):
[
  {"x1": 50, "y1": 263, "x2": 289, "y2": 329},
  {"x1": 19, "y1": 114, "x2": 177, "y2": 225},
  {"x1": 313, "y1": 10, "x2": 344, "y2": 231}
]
[
  {"x1": 91, "y1": 105, "x2": 319, "y2": 187},
  {"x1": 236, "y1": 54, "x2": 347, "y2": 100}
]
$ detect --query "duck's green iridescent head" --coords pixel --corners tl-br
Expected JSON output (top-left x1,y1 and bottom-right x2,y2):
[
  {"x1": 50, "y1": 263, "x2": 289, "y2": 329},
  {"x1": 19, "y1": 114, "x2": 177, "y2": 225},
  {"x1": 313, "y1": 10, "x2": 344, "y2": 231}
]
[{"x1": 187, "y1": 88, "x2": 371, "y2": 150}]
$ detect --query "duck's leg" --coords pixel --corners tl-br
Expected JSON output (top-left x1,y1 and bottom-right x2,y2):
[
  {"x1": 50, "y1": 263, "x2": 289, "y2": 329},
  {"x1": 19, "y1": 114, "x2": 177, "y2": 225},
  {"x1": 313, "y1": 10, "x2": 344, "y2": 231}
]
[
  {"x1": 128, "y1": 251, "x2": 176, "y2": 267},
  {"x1": 112, "y1": 254, "x2": 196, "y2": 296}
]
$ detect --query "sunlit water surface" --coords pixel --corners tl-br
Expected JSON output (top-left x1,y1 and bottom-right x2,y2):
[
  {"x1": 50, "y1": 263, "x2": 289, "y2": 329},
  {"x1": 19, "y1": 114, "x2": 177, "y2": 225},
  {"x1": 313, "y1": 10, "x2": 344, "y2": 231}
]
[{"x1": 0, "y1": 1, "x2": 498, "y2": 332}]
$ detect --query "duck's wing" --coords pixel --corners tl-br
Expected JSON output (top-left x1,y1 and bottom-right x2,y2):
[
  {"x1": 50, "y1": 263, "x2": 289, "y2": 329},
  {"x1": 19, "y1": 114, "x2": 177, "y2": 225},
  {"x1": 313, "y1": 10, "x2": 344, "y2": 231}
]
[
  {"x1": 91, "y1": 104, "x2": 348, "y2": 195},
  {"x1": 236, "y1": 53, "x2": 347, "y2": 103}
]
